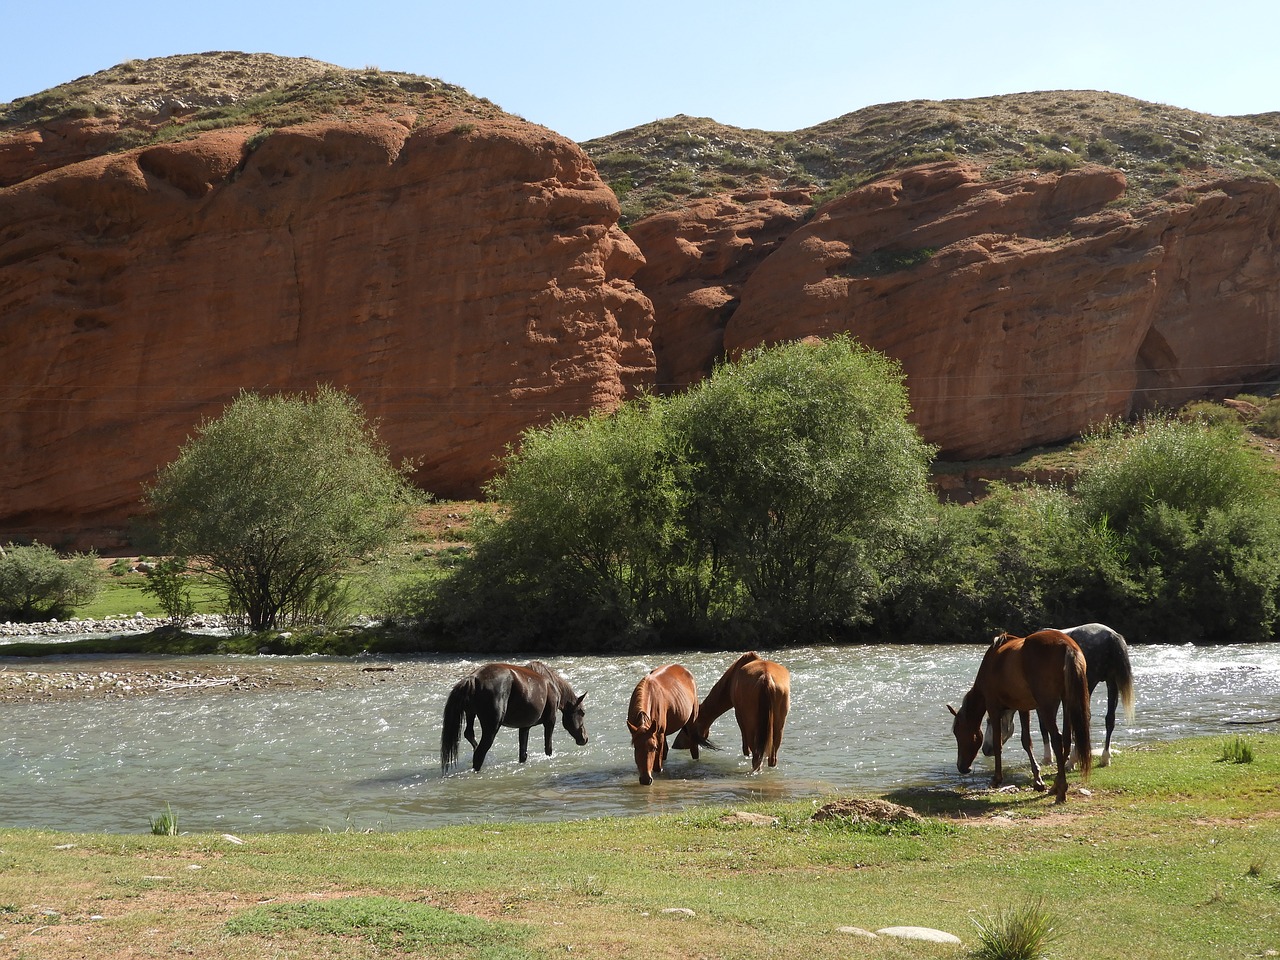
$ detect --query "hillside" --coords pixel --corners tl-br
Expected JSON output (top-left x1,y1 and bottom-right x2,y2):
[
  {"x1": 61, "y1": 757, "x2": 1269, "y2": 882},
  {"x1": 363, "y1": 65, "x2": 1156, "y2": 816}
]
[
  {"x1": 3, "y1": 53, "x2": 1280, "y2": 546},
  {"x1": 583, "y1": 91, "x2": 1280, "y2": 225}
]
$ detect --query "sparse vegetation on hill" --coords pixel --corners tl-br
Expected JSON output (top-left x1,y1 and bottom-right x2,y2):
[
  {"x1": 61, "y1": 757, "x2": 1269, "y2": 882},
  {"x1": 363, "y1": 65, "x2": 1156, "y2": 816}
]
[
  {"x1": 7, "y1": 54, "x2": 1277, "y2": 227},
  {"x1": 0, "y1": 51, "x2": 500, "y2": 159},
  {"x1": 583, "y1": 90, "x2": 1280, "y2": 224}
]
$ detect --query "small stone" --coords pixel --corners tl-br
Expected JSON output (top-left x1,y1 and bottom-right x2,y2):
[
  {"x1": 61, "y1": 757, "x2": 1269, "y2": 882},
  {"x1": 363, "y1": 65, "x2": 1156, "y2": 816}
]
[
  {"x1": 875, "y1": 926, "x2": 962, "y2": 944},
  {"x1": 836, "y1": 926, "x2": 878, "y2": 938},
  {"x1": 661, "y1": 907, "x2": 695, "y2": 918}
]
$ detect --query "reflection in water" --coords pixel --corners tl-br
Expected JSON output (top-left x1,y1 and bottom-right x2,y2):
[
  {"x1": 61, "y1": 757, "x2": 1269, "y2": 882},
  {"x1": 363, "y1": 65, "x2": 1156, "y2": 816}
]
[{"x1": 0, "y1": 644, "x2": 1276, "y2": 834}]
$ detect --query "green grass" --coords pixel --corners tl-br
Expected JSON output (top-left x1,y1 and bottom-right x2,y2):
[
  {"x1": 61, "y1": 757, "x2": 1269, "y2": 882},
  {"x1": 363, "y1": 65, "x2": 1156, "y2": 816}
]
[
  {"x1": 0, "y1": 736, "x2": 1275, "y2": 959},
  {"x1": 225, "y1": 896, "x2": 532, "y2": 956}
]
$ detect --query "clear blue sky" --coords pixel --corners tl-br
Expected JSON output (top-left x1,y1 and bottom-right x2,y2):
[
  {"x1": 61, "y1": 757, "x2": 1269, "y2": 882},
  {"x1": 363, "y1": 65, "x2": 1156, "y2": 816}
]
[{"x1": 3, "y1": 0, "x2": 1277, "y2": 142}]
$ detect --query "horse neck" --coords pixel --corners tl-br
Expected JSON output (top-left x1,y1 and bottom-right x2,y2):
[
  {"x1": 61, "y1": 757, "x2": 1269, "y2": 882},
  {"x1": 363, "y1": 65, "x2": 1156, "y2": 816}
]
[
  {"x1": 698, "y1": 659, "x2": 750, "y2": 728},
  {"x1": 629, "y1": 676, "x2": 655, "y2": 723},
  {"x1": 958, "y1": 687, "x2": 987, "y2": 730}
]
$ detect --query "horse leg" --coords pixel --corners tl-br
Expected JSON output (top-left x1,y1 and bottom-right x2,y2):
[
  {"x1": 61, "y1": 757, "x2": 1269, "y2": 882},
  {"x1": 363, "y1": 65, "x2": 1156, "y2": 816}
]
[
  {"x1": 472, "y1": 721, "x2": 498, "y2": 772},
  {"x1": 1039, "y1": 705, "x2": 1068, "y2": 804},
  {"x1": 988, "y1": 709, "x2": 1004, "y2": 787},
  {"x1": 1100, "y1": 679, "x2": 1118, "y2": 766},
  {"x1": 464, "y1": 708, "x2": 478, "y2": 750},
  {"x1": 544, "y1": 718, "x2": 555, "y2": 757},
  {"x1": 1020, "y1": 710, "x2": 1045, "y2": 791},
  {"x1": 518, "y1": 726, "x2": 531, "y2": 763},
  {"x1": 1039, "y1": 712, "x2": 1053, "y2": 767},
  {"x1": 658, "y1": 736, "x2": 668, "y2": 773}
]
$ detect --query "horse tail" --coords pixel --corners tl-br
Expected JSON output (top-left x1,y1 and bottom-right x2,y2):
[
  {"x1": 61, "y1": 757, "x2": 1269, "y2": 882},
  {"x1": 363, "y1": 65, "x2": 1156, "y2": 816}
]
[
  {"x1": 440, "y1": 677, "x2": 473, "y2": 772},
  {"x1": 1114, "y1": 632, "x2": 1136, "y2": 721},
  {"x1": 1064, "y1": 647, "x2": 1092, "y2": 778}
]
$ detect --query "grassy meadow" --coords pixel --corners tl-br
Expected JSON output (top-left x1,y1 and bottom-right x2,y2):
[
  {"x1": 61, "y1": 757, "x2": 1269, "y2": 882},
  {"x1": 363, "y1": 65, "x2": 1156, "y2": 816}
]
[{"x1": 0, "y1": 735, "x2": 1276, "y2": 959}]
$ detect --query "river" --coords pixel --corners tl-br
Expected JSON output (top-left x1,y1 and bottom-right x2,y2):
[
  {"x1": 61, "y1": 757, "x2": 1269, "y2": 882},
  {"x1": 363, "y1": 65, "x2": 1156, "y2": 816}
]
[{"x1": 1, "y1": 644, "x2": 1277, "y2": 834}]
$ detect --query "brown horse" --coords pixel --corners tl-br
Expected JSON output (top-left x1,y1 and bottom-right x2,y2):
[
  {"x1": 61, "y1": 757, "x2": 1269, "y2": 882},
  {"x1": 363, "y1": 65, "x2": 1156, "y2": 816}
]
[
  {"x1": 440, "y1": 661, "x2": 587, "y2": 773},
  {"x1": 949, "y1": 629, "x2": 1091, "y2": 803},
  {"x1": 626, "y1": 664, "x2": 701, "y2": 785},
  {"x1": 674, "y1": 652, "x2": 790, "y2": 772}
]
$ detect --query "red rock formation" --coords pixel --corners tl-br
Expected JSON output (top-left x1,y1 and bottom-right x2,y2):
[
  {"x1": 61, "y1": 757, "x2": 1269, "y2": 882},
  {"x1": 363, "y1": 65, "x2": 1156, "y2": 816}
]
[
  {"x1": 636, "y1": 162, "x2": 1280, "y2": 459},
  {"x1": 0, "y1": 115, "x2": 654, "y2": 546},
  {"x1": 626, "y1": 189, "x2": 812, "y2": 388}
]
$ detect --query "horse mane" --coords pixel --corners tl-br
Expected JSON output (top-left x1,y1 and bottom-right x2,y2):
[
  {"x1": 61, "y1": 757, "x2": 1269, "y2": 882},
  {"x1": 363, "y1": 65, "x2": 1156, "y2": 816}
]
[
  {"x1": 525, "y1": 660, "x2": 575, "y2": 703},
  {"x1": 628, "y1": 676, "x2": 653, "y2": 728},
  {"x1": 991, "y1": 632, "x2": 1017, "y2": 649}
]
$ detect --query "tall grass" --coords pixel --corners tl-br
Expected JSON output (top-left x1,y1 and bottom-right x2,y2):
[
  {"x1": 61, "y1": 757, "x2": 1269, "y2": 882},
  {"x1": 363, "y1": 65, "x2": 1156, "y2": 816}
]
[{"x1": 970, "y1": 899, "x2": 1061, "y2": 960}]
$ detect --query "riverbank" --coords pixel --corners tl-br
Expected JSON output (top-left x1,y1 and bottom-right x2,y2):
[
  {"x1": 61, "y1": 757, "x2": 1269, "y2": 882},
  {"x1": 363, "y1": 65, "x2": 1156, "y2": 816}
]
[
  {"x1": 0, "y1": 655, "x2": 432, "y2": 702},
  {"x1": 0, "y1": 735, "x2": 1275, "y2": 960}
]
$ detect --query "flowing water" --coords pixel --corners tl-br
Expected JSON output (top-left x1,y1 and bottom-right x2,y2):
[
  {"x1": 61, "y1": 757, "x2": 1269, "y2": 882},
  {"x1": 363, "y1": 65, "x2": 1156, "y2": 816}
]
[{"x1": 1, "y1": 644, "x2": 1277, "y2": 834}]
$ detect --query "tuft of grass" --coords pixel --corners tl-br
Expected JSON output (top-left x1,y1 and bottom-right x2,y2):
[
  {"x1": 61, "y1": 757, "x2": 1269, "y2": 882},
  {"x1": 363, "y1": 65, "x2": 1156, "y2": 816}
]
[
  {"x1": 149, "y1": 802, "x2": 179, "y2": 836},
  {"x1": 1218, "y1": 736, "x2": 1254, "y2": 764},
  {"x1": 970, "y1": 898, "x2": 1061, "y2": 960}
]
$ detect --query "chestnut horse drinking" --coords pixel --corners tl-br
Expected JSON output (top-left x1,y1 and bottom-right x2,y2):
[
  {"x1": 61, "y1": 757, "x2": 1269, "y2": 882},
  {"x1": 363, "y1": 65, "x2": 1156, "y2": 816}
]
[
  {"x1": 949, "y1": 629, "x2": 1091, "y2": 803},
  {"x1": 984, "y1": 622, "x2": 1135, "y2": 768},
  {"x1": 440, "y1": 661, "x2": 588, "y2": 773},
  {"x1": 626, "y1": 664, "x2": 701, "y2": 785},
  {"x1": 674, "y1": 652, "x2": 790, "y2": 772}
]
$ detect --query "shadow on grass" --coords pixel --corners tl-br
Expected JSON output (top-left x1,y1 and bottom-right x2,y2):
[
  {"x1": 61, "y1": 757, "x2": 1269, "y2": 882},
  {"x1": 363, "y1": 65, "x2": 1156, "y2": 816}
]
[{"x1": 884, "y1": 782, "x2": 1062, "y2": 819}]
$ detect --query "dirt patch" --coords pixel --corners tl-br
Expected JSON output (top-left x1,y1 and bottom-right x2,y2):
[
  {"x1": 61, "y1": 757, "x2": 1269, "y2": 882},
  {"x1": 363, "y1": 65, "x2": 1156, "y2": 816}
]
[{"x1": 812, "y1": 797, "x2": 923, "y2": 825}]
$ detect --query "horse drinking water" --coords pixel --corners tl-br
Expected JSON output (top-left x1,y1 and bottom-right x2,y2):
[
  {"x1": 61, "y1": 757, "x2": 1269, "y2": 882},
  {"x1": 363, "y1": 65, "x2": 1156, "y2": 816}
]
[
  {"x1": 983, "y1": 622, "x2": 1135, "y2": 767},
  {"x1": 949, "y1": 629, "x2": 1091, "y2": 803},
  {"x1": 673, "y1": 651, "x2": 790, "y2": 772},
  {"x1": 440, "y1": 661, "x2": 588, "y2": 772},
  {"x1": 626, "y1": 664, "x2": 701, "y2": 785}
]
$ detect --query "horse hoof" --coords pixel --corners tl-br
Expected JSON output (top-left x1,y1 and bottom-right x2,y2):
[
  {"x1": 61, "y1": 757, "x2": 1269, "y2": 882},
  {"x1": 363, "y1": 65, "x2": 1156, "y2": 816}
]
[{"x1": 1032, "y1": 781, "x2": 1047, "y2": 792}]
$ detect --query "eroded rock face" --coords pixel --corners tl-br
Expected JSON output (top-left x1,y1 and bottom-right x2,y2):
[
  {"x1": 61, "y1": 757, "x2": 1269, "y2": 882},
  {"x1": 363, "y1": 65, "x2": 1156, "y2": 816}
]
[
  {"x1": 0, "y1": 115, "x2": 654, "y2": 544},
  {"x1": 637, "y1": 161, "x2": 1280, "y2": 459}
]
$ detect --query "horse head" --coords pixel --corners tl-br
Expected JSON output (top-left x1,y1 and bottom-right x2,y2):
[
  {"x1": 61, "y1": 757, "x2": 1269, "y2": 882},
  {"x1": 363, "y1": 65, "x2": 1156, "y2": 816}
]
[
  {"x1": 627, "y1": 711, "x2": 663, "y2": 785},
  {"x1": 948, "y1": 692, "x2": 985, "y2": 774},
  {"x1": 561, "y1": 692, "x2": 589, "y2": 746}
]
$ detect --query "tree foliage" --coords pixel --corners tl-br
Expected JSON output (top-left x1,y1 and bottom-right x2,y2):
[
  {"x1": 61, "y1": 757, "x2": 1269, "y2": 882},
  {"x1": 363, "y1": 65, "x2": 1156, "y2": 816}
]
[
  {"x1": 425, "y1": 336, "x2": 936, "y2": 649},
  {"x1": 142, "y1": 387, "x2": 420, "y2": 632},
  {"x1": 0, "y1": 542, "x2": 100, "y2": 622},
  {"x1": 873, "y1": 413, "x2": 1280, "y2": 643}
]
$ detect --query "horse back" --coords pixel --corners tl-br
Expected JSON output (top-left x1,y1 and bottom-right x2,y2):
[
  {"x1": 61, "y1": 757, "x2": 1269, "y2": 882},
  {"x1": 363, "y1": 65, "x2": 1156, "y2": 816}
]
[
  {"x1": 651, "y1": 664, "x2": 700, "y2": 728},
  {"x1": 474, "y1": 662, "x2": 553, "y2": 726}
]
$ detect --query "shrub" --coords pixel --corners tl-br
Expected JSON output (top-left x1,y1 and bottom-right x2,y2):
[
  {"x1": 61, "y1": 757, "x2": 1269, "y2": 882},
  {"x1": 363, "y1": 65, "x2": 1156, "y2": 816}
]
[
  {"x1": 0, "y1": 542, "x2": 101, "y2": 622},
  {"x1": 140, "y1": 386, "x2": 421, "y2": 633}
]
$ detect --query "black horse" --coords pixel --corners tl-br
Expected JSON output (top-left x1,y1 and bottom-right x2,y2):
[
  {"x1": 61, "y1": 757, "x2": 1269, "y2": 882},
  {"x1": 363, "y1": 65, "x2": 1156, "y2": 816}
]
[
  {"x1": 440, "y1": 661, "x2": 588, "y2": 772},
  {"x1": 984, "y1": 622, "x2": 1135, "y2": 767}
]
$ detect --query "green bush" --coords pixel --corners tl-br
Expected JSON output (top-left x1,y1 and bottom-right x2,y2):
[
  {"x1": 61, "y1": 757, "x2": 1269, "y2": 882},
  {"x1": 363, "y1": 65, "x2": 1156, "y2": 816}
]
[
  {"x1": 0, "y1": 542, "x2": 101, "y2": 623},
  {"x1": 423, "y1": 336, "x2": 935, "y2": 649}
]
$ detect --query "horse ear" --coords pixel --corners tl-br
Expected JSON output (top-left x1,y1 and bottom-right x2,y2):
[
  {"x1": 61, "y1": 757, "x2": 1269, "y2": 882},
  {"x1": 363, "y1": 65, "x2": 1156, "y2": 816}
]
[
  {"x1": 947, "y1": 704, "x2": 958, "y2": 716},
  {"x1": 575, "y1": 692, "x2": 586, "y2": 706}
]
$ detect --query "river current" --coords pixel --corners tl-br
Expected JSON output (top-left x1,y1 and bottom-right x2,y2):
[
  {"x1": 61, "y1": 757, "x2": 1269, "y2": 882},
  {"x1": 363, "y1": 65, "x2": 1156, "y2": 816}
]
[{"x1": 1, "y1": 644, "x2": 1276, "y2": 834}]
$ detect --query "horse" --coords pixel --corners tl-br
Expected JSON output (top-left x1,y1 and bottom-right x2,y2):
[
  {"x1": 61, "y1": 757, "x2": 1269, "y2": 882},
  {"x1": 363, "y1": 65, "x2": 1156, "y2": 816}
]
[
  {"x1": 949, "y1": 629, "x2": 1091, "y2": 803},
  {"x1": 440, "y1": 661, "x2": 588, "y2": 772},
  {"x1": 626, "y1": 664, "x2": 701, "y2": 785},
  {"x1": 673, "y1": 651, "x2": 790, "y2": 772},
  {"x1": 983, "y1": 622, "x2": 1135, "y2": 767}
]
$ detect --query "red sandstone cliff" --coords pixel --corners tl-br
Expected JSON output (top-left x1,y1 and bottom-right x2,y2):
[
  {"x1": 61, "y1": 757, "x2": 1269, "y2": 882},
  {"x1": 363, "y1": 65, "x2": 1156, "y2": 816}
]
[
  {"x1": 5, "y1": 59, "x2": 1280, "y2": 547},
  {"x1": 0, "y1": 110, "x2": 654, "y2": 544},
  {"x1": 630, "y1": 162, "x2": 1280, "y2": 458}
]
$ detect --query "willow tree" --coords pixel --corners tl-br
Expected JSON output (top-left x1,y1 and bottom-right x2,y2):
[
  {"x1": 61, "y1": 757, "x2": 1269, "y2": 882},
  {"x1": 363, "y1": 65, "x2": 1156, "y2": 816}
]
[{"x1": 142, "y1": 387, "x2": 419, "y2": 632}]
